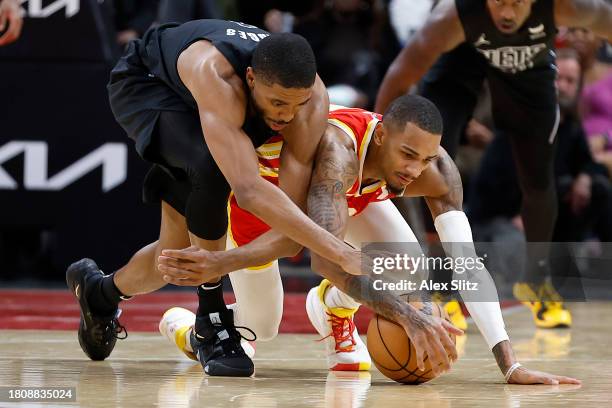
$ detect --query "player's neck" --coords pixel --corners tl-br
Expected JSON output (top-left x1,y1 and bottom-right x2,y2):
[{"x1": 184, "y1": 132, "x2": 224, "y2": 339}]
[{"x1": 361, "y1": 137, "x2": 384, "y2": 185}]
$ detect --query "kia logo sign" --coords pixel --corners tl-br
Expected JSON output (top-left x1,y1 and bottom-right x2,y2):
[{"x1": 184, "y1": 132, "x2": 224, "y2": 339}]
[
  {"x1": 20, "y1": 0, "x2": 80, "y2": 19},
  {"x1": 0, "y1": 141, "x2": 127, "y2": 192}
]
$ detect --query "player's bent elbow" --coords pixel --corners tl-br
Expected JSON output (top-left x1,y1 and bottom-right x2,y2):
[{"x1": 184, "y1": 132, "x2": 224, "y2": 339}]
[
  {"x1": 232, "y1": 182, "x2": 260, "y2": 213},
  {"x1": 284, "y1": 241, "x2": 303, "y2": 258}
]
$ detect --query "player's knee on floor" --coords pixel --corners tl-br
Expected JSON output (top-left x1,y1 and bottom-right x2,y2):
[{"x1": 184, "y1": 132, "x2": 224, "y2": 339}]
[
  {"x1": 241, "y1": 308, "x2": 282, "y2": 342},
  {"x1": 252, "y1": 325, "x2": 280, "y2": 342}
]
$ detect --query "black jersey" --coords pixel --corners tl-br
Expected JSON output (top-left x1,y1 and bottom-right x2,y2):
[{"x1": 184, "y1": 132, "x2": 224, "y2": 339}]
[
  {"x1": 456, "y1": 0, "x2": 557, "y2": 74},
  {"x1": 138, "y1": 19, "x2": 270, "y2": 109},
  {"x1": 108, "y1": 19, "x2": 277, "y2": 156}
]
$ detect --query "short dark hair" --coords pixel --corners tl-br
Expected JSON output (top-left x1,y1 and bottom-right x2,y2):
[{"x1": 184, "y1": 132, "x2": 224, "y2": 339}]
[
  {"x1": 252, "y1": 33, "x2": 317, "y2": 89},
  {"x1": 383, "y1": 94, "x2": 443, "y2": 135},
  {"x1": 556, "y1": 47, "x2": 581, "y2": 66}
]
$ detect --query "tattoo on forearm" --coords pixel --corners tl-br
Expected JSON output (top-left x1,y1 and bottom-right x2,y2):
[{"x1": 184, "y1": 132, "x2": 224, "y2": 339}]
[{"x1": 341, "y1": 273, "x2": 429, "y2": 330}]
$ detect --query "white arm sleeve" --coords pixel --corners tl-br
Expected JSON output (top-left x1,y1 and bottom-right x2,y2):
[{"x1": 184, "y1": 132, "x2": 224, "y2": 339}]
[{"x1": 434, "y1": 210, "x2": 510, "y2": 350}]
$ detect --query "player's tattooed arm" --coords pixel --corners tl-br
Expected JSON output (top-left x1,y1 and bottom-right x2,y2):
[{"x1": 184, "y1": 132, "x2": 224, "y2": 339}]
[
  {"x1": 306, "y1": 130, "x2": 358, "y2": 238},
  {"x1": 423, "y1": 148, "x2": 464, "y2": 219},
  {"x1": 308, "y1": 130, "x2": 460, "y2": 373},
  {"x1": 307, "y1": 128, "x2": 408, "y2": 320}
]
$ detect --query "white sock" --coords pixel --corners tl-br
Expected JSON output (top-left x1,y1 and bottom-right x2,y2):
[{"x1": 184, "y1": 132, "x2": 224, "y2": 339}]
[{"x1": 324, "y1": 286, "x2": 361, "y2": 310}]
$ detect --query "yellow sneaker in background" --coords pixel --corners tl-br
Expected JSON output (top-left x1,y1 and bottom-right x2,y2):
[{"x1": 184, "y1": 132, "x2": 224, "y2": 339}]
[
  {"x1": 513, "y1": 282, "x2": 572, "y2": 329},
  {"x1": 443, "y1": 299, "x2": 468, "y2": 331}
]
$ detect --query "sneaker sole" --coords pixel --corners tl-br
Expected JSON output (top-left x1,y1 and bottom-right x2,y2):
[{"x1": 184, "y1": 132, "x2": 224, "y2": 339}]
[{"x1": 203, "y1": 360, "x2": 255, "y2": 377}]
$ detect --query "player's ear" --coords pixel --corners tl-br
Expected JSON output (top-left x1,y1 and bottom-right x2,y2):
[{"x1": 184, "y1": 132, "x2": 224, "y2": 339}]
[
  {"x1": 246, "y1": 67, "x2": 256, "y2": 90},
  {"x1": 373, "y1": 123, "x2": 386, "y2": 146}
]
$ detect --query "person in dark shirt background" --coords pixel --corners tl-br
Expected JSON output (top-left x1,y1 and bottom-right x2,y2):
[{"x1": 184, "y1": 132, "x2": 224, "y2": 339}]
[
  {"x1": 375, "y1": 0, "x2": 612, "y2": 330},
  {"x1": 468, "y1": 47, "x2": 612, "y2": 318},
  {"x1": 157, "y1": 0, "x2": 221, "y2": 24},
  {"x1": 552, "y1": 48, "x2": 612, "y2": 243},
  {"x1": 111, "y1": 0, "x2": 159, "y2": 47}
]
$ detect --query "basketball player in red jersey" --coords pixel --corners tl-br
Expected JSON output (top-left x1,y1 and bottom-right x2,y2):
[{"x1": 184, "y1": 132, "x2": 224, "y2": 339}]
[{"x1": 159, "y1": 95, "x2": 579, "y2": 384}]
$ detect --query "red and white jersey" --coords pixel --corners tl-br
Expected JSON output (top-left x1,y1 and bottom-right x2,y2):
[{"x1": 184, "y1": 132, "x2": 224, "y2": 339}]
[
  {"x1": 328, "y1": 106, "x2": 397, "y2": 216},
  {"x1": 229, "y1": 106, "x2": 398, "y2": 247}
]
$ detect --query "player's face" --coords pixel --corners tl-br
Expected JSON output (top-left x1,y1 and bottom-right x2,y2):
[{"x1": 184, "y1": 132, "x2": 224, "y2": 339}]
[
  {"x1": 378, "y1": 122, "x2": 441, "y2": 195},
  {"x1": 247, "y1": 69, "x2": 313, "y2": 132},
  {"x1": 486, "y1": 0, "x2": 533, "y2": 34},
  {"x1": 555, "y1": 58, "x2": 581, "y2": 111}
]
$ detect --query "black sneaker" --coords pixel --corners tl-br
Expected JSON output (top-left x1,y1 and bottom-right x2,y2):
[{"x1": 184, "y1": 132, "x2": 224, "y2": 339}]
[
  {"x1": 66, "y1": 258, "x2": 127, "y2": 361},
  {"x1": 191, "y1": 309, "x2": 256, "y2": 377}
]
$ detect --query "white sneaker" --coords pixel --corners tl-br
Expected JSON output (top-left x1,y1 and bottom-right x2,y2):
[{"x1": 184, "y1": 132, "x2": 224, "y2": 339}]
[
  {"x1": 306, "y1": 280, "x2": 371, "y2": 371},
  {"x1": 159, "y1": 307, "x2": 255, "y2": 360}
]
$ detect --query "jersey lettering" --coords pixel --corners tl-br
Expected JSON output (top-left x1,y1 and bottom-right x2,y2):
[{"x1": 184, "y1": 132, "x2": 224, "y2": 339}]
[
  {"x1": 477, "y1": 43, "x2": 547, "y2": 73},
  {"x1": 226, "y1": 28, "x2": 269, "y2": 42}
]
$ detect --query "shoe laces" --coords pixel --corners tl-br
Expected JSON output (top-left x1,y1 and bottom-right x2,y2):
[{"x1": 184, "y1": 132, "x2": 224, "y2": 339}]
[
  {"x1": 91, "y1": 310, "x2": 128, "y2": 345},
  {"x1": 320, "y1": 312, "x2": 356, "y2": 353},
  {"x1": 198, "y1": 322, "x2": 257, "y2": 356}
]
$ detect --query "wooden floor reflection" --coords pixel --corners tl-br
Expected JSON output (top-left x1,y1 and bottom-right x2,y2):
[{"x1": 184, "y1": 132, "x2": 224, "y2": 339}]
[{"x1": 2, "y1": 303, "x2": 611, "y2": 407}]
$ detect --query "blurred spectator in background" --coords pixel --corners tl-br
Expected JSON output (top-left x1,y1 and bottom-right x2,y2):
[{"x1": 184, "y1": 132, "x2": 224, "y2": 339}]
[
  {"x1": 388, "y1": 0, "x2": 433, "y2": 45},
  {"x1": 0, "y1": 0, "x2": 23, "y2": 46},
  {"x1": 558, "y1": 27, "x2": 612, "y2": 178},
  {"x1": 293, "y1": 0, "x2": 400, "y2": 108},
  {"x1": 157, "y1": 0, "x2": 221, "y2": 24},
  {"x1": 235, "y1": 0, "x2": 317, "y2": 32},
  {"x1": 552, "y1": 48, "x2": 612, "y2": 242},
  {"x1": 111, "y1": 0, "x2": 159, "y2": 47}
]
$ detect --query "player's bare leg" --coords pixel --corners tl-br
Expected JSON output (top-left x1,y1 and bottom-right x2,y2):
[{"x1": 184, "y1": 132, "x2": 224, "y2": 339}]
[
  {"x1": 114, "y1": 201, "x2": 191, "y2": 295},
  {"x1": 66, "y1": 200, "x2": 191, "y2": 360}
]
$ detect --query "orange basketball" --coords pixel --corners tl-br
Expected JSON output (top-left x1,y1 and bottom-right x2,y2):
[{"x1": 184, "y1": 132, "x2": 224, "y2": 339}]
[{"x1": 366, "y1": 301, "x2": 456, "y2": 384}]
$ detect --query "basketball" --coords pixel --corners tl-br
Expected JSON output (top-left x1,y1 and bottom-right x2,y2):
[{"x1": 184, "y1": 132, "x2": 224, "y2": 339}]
[{"x1": 366, "y1": 301, "x2": 456, "y2": 384}]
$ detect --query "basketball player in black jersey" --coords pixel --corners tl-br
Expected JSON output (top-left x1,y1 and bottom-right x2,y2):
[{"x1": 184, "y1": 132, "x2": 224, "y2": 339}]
[
  {"x1": 65, "y1": 20, "x2": 333, "y2": 377},
  {"x1": 375, "y1": 0, "x2": 612, "y2": 329},
  {"x1": 65, "y1": 20, "x2": 458, "y2": 377}
]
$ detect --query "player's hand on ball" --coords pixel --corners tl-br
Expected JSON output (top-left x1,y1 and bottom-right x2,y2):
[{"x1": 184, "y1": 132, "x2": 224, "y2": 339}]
[
  {"x1": 399, "y1": 307, "x2": 463, "y2": 375},
  {"x1": 158, "y1": 246, "x2": 228, "y2": 286},
  {"x1": 507, "y1": 366, "x2": 581, "y2": 385}
]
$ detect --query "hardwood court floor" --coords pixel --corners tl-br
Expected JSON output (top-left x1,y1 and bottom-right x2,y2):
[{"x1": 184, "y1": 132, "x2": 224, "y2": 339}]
[{"x1": 1, "y1": 303, "x2": 610, "y2": 408}]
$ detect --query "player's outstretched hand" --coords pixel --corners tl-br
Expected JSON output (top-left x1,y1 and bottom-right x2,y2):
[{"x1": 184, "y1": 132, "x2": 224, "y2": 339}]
[
  {"x1": 507, "y1": 366, "x2": 581, "y2": 385},
  {"x1": 398, "y1": 308, "x2": 464, "y2": 376},
  {"x1": 158, "y1": 246, "x2": 228, "y2": 286},
  {"x1": 0, "y1": 0, "x2": 24, "y2": 46}
]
